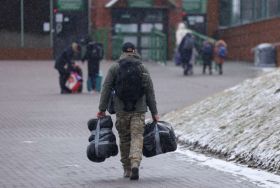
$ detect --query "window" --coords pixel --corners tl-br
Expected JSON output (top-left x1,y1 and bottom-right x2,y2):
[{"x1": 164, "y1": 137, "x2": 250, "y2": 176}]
[
  {"x1": 254, "y1": 0, "x2": 266, "y2": 20},
  {"x1": 0, "y1": 0, "x2": 51, "y2": 48},
  {"x1": 115, "y1": 24, "x2": 138, "y2": 33},
  {"x1": 241, "y1": 0, "x2": 254, "y2": 24},
  {"x1": 232, "y1": 0, "x2": 241, "y2": 25},
  {"x1": 268, "y1": 0, "x2": 280, "y2": 17},
  {"x1": 219, "y1": 0, "x2": 233, "y2": 26},
  {"x1": 219, "y1": 0, "x2": 280, "y2": 27},
  {"x1": 0, "y1": 0, "x2": 21, "y2": 47}
]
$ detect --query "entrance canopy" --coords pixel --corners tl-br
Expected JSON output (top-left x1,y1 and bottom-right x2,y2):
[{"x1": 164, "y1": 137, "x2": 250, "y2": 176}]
[{"x1": 105, "y1": 0, "x2": 176, "y2": 8}]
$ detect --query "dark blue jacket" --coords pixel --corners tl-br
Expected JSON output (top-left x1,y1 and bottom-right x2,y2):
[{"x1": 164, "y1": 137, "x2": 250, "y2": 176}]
[{"x1": 54, "y1": 46, "x2": 75, "y2": 73}]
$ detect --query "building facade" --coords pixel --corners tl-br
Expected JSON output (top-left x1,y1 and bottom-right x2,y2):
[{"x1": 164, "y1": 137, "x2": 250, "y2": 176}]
[
  {"x1": 207, "y1": 0, "x2": 280, "y2": 66},
  {"x1": 92, "y1": 0, "x2": 183, "y2": 60},
  {"x1": 1, "y1": 0, "x2": 280, "y2": 66}
]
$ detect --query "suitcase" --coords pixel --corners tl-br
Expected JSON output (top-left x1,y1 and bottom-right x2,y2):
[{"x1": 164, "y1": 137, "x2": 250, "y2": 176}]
[
  {"x1": 95, "y1": 72, "x2": 103, "y2": 92},
  {"x1": 87, "y1": 72, "x2": 102, "y2": 92},
  {"x1": 65, "y1": 72, "x2": 82, "y2": 93}
]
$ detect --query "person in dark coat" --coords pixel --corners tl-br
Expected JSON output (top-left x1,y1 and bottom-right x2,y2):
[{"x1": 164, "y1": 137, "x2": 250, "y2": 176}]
[
  {"x1": 201, "y1": 40, "x2": 214, "y2": 75},
  {"x1": 82, "y1": 40, "x2": 104, "y2": 93},
  {"x1": 178, "y1": 33, "x2": 195, "y2": 75},
  {"x1": 54, "y1": 42, "x2": 81, "y2": 94}
]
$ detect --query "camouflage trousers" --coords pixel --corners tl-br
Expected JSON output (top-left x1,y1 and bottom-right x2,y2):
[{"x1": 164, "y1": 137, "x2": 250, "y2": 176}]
[{"x1": 115, "y1": 112, "x2": 145, "y2": 170}]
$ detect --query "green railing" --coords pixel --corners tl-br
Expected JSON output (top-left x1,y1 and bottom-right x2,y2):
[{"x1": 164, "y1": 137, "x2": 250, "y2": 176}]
[
  {"x1": 92, "y1": 28, "x2": 109, "y2": 58},
  {"x1": 191, "y1": 29, "x2": 216, "y2": 47},
  {"x1": 189, "y1": 29, "x2": 216, "y2": 64},
  {"x1": 111, "y1": 29, "x2": 167, "y2": 64},
  {"x1": 148, "y1": 28, "x2": 167, "y2": 65},
  {"x1": 111, "y1": 31, "x2": 124, "y2": 60}
]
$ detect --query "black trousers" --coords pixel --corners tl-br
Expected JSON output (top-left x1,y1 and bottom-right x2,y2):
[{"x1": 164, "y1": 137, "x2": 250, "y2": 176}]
[
  {"x1": 203, "y1": 61, "x2": 212, "y2": 74},
  {"x1": 58, "y1": 70, "x2": 70, "y2": 92},
  {"x1": 217, "y1": 64, "x2": 223, "y2": 75}
]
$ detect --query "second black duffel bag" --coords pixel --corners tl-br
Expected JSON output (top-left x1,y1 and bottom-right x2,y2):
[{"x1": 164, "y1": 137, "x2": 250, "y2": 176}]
[{"x1": 143, "y1": 121, "x2": 177, "y2": 157}]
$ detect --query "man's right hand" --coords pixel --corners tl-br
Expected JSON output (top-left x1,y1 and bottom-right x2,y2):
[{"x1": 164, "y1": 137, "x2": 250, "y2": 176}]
[
  {"x1": 152, "y1": 114, "x2": 159, "y2": 122},
  {"x1": 97, "y1": 111, "x2": 106, "y2": 118}
]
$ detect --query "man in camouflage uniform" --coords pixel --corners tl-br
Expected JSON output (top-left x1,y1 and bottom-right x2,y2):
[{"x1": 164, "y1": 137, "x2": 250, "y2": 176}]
[{"x1": 97, "y1": 42, "x2": 159, "y2": 180}]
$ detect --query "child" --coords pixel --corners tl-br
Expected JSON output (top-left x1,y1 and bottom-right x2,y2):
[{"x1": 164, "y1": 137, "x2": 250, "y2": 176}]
[
  {"x1": 214, "y1": 40, "x2": 228, "y2": 75},
  {"x1": 201, "y1": 41, "x2": 214, "y2": 75}
]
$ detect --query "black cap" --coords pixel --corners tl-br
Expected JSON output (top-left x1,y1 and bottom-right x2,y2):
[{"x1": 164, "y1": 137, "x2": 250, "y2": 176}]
[{"x1": 122, "y1": 42, "x2": 135, "y2": 53}]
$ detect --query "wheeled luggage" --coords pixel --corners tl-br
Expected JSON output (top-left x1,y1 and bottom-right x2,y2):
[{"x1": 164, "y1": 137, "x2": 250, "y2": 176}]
[
  {"x1": 86, "y1": 116, "x2": 118, "y2": 162},
  {"x1": 65, "y1": 64, "x2": 83, "y2": 93},
  {"x1": 65, "y1": 72, "x2": 83, "y2": 93},
  {"x1": 143, "y1": 121, "x2": 177, "y2": 157}
]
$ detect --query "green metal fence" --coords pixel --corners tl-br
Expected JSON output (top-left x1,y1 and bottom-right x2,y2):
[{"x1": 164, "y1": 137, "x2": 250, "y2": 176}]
[
  {"x1": 189, "y1": 29, "x2": 216, "y2": 65},
  {"x1": 111, "y1": 29, "x2": 167, "y2": 64},
  {"x1": 92, "y1": 27, "x2": 215, "y2": 66},
  {"x1": 92, "y1": 28, "x2": 109, "y2": 58},
  {"x1": 148, "y1": 28, "x2": 167, "y2": 65},
  {"x1": 191, "y1": 29, "x2": 216, "y2": 47}
]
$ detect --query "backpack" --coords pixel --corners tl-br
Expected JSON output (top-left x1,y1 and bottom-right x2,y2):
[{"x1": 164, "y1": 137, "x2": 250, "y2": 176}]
[
  {"x1": 202, "y1": 43, "x2": 213, "y2": 56},
  {"x1": 115, "y1": 59, "x2": 144, "y2": 112},
  {"x1": 182, "y1": 35, "x2": 194, "y2": 50},
  {"x1": 90, "y1": 42, "x2": 104, "y2": 59},
  {"x1": 218, "y1": 46, "x2": 227, "y2": 58}
]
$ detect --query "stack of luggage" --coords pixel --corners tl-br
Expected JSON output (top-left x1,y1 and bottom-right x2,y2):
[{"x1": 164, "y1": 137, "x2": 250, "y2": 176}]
[
  {"x1": 86, "y1": 116, "x2": 118, "y2": 162},
  {"x1": 143, "y1": 121, "x2": 177, "y2": 157},
  {"x1": 65, "y1": 64, "x2": 83, "y2": 93}
]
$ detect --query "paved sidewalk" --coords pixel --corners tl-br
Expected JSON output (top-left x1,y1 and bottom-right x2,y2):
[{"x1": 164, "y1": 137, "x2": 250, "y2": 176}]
[{"x1": 0, "y1": 60, "x2": 262, "y2": 188}]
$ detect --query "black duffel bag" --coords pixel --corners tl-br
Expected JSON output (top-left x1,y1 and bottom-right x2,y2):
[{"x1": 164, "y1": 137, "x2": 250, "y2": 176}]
[
  {"x1": 86, "y1": 116, "x2": 118, "y2": 162},
  {"x1": 143, "y1": 121, "x2": 177, "y2": 157}
]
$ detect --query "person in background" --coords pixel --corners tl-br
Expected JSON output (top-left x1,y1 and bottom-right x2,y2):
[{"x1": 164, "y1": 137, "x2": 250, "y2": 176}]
[
  {"x1": 201, "y1": 40, "x2": 214, "y2": 75},
  {"x1": 174, "y1": 22, "x2": 192, "y2": 66},
  {"x1": 97, "y1": 42, "x2": 159, "y2": 180},
  {"x1": 54, "y1": 42, "x2": 81, "y2": 94},
  {"x1": 178, "y1": 32, "x2": 195, "y2": 75},
  {"x1": 214, "y1": 40, "x2": 228, "y2": 75},
  {"x1": 81, "y1": 37, "x2": 104, "y2": 94}
]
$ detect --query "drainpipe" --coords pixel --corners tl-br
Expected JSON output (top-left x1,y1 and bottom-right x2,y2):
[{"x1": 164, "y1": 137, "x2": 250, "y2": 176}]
[
  {"x1": 50, "y1": 0, "x2": 53, "y2": 47},
  {"x1": 88, "y1": 0, "x2": 92, "y2": 34},
  {"x1": 20, "y1": 0, "x2": 24, "y2": 47}
]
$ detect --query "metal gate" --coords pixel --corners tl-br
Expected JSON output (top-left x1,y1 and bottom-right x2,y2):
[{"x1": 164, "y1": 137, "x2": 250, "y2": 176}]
[
  {"x1": 111, "y1": 8, "x2": 167, "y2": 64},
  {"x1": 112, "y1": 28, "x2": 166, "y2": 64}
]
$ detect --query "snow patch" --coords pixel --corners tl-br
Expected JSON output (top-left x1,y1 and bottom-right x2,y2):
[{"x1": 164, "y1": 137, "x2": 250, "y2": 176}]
[
  {"x1": 177, "y1": 147, "x2": 280, "y2": 188},
  {"x1": 164, "y1": 69, "x2": 280, "y2": 173}
]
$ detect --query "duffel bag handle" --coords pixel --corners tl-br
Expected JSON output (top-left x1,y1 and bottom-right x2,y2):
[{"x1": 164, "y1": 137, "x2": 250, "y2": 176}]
[
  {"x1": 154, "y1": 122, "x2": 163, "y2": 155},
  {"x1": 95, "y1": 119, "x2": 101, "y2": 157}
]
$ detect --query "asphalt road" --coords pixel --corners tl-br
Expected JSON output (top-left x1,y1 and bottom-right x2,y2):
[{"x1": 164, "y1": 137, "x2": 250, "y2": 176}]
[{"x1": 0, "y1": 60, "x2": 262, "y2": 188}]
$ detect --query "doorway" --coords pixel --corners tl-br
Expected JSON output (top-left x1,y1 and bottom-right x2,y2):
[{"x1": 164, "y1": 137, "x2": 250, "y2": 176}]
[{"x1": 111, "y1": 8, "x2": 167, "y2": 60}]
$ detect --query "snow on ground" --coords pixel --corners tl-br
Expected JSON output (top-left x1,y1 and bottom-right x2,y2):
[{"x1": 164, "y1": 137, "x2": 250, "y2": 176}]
[
  {"x1": 176, "y1": 146, "x2": 280, "y2": 188},
  {"x1": 163, "y1": 68, "x2": 280, "y2": 173}
]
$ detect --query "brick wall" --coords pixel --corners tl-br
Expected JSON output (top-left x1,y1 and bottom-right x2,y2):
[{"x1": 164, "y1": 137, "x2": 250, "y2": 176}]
[
  {"x1": 206, "y1": 0, "x2": 280, "y2": 67},
  {"x1": 92, "y1": 0, "x2": 111, "y2": 29},
  {"x1": 167, "y1": 0, "x2": 183, "y2": 59},
  {"x1": 206, "y1": 0, "x2": 219, "y2": 38},
  {"x1": 0, "y1": 48, "x2": 52, "y2": 60},
  {"x1": 91, "y1": 0, "x2": 112, "y2": 58},
  {"x1": 219, "y1": 18, "x2": 280, "y2": 64}
]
